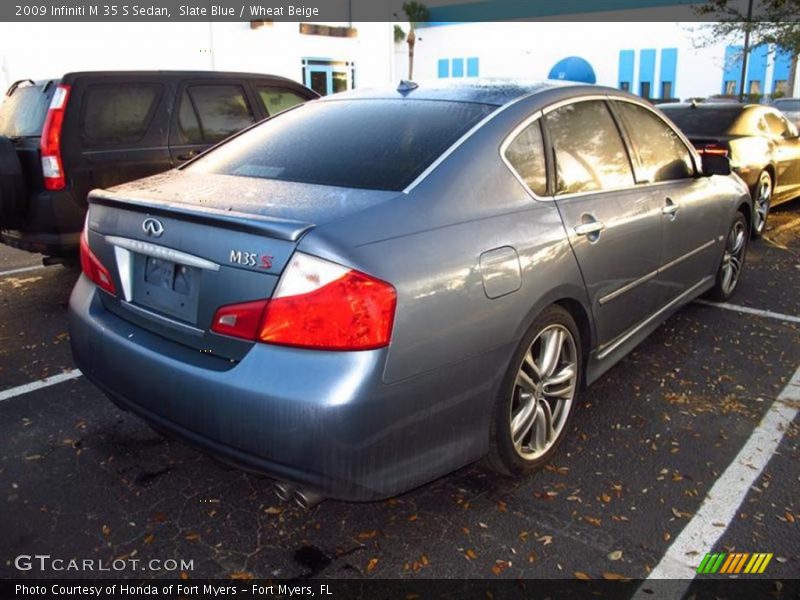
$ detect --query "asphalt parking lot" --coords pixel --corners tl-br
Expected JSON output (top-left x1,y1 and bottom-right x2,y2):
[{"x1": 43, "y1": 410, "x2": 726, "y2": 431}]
[{"x1": 0, "y1": 204, "x2": 798, "y2": 584}]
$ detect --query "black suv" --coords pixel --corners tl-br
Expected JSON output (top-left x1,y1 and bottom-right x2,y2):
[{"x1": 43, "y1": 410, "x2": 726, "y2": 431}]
[{"x1": 0, "y1": 71, "x2": 317, "y2": 257}]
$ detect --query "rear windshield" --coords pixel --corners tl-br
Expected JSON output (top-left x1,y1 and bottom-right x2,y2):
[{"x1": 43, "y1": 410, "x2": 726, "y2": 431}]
[
  {"x1": 0, "y1": 84, "x2": 51, "y2": 137},
  {"x1": 186, "y1": 99, "x2": 496, "y2": 191},
  {"x1": 774, "y1": 99, "x2": 800, "y2": 111},
  {"x1": 659, "y1": 106, "x2": 742, "y2": 136}
]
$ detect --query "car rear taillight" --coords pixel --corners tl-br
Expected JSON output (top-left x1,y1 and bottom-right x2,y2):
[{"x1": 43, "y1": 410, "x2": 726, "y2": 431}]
[
  {"x1": 211, "y1": 299, "x2": 268, "y2": 340},
  {"x1": 80, "y1": 226, "x2": 116, "y2": 296},
  {"x1": 697, "y1": 143, "x2": 729, "y2": 157},
  {"x1": 210, "y1": 253, "x2": 397, "y2": 350},
  {"x1": 40, "y1": 84, "x2": 71, "y2": 191}
]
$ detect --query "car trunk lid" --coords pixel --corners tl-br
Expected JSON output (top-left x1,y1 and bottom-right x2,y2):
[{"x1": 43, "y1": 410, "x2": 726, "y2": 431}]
[{"x1": 85, "y1": 170, "x2": 398, "y2": 360}]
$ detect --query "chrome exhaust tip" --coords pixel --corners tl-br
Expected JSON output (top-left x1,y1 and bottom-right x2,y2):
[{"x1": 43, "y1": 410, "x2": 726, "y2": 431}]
[
  {"x1": 272, "y1": 481, "x2": 296, "y2": 502},
  {"x1": 293, "y1": 488, "x2": 324, "y2": 510}
]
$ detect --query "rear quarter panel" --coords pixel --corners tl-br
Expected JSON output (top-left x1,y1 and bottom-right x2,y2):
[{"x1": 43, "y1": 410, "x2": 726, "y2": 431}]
[{"x1": 300, "y1": 97, "x2": 592, "y2": 386}]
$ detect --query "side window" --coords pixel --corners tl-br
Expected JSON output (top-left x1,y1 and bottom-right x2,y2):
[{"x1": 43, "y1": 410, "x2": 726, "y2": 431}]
[
  {"x1": 257, "y1": 86, "x2": 307, "y2": 116},
  {"x1": 177, "y1": 90, "x2": 203, "y2": 144},
  {"x1": 614, "y1": 102, "x2": 694, "y2": 183},
  {"x1": 504, "y1": 119, "x2": 547, "y2": 196},
  {"x1": 764, "y1": 112, "x2": 789, "y2": 138},
  {"x1": 544, "y1": 100, "x2": 634, "y2": 195},
  {"x1": 185, "y1": 84, "x2": 255, "y2": 143},
  {"x1": 81, "y1": 84, "x2": 160, "y2": 146}
]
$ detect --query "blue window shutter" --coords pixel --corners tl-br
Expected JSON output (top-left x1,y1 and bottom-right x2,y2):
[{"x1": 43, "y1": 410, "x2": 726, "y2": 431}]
[
  {"x1": 466, "y1": 57, "x2": 479, "y2": 77},
  {"x1": 452, "y1": 58, "x2": 465, "y2": 78},
  {"x1": 638, "y1": 49, "x2": 656, "y2": 97},
  {"x1": 618, "y1": 49, "x2": 634, "y2": 90},
  {"x1": 437, "y1": 58, "x2": 449, "y2": 78},
  {"x1": 659, "y1": 48, "x2": 677, "y2": 99}
]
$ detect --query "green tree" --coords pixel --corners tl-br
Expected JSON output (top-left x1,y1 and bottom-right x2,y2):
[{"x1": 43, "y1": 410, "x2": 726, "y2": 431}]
[
  {"x1": 401, "y1": 2, "x2": 429, "y2": 80},
  {"x1": 694, "y1": 1, "x2": 800, "y2": 98}
]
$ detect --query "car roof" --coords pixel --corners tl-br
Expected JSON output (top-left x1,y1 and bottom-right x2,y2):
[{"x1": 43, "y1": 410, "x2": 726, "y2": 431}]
[
  {"x1": 58, "y1": 70, "x2": 303, "y2": 86},
  {"x1": 319, "y1": 78, "x2": 623, "y2": 107}
]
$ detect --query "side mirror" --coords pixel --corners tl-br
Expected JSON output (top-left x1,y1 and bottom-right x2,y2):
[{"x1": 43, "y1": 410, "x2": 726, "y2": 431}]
[{"x1": 701, "y1": 153, "x2": 732, "y2": 177}]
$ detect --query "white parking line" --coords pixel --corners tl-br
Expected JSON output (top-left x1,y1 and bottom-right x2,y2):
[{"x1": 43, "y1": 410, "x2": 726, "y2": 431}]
[
  {"x1": 0, "y1": 369, "x2": 83, "y2": 403},
  {"x1": 0, "y1": 264, "x2": 48, "y2": 278},
  {"x1": 637, "y1": 364, "x2": 800, "y2": 590},
  {"x1": 695, "y1": 300, "x2": 800, "y2": 324}
]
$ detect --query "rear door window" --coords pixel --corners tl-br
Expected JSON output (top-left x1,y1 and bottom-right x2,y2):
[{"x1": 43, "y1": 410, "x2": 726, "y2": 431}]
[
  {"x1": 81, "y1": 83, "x2": 161, "y2": 146},
  {"x1": 181, "y1": 84, "x2": 256, "y2": 143},
  {"x1": 187, "y1": 99, "x2": 495, "y2": 191},
  {"x1": 0, "y1": 84, "x2": 52, "y2": 137},
  {"x1": 256, "y1": 86, "x2": 308, "y2": 116},
  {"x1": 614, "y1": 101, "x2": 694, "y2": 183},
  {"x1": 544, "y1": 100, "x2": 634, "y2": 195},
  {"x1": 504, "y1": 119, "x2": 547, "y2": 196}
]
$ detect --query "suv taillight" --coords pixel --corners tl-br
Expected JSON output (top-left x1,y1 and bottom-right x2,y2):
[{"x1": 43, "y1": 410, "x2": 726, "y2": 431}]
[
  {"x1": 40, "y1": 84, "x2": 71, "y2": 191},
  {"x1": 80, "y1": 225, "x2": 116, "y2": 296},
  {"x1": 211, "y1": 253, "x2": 397, "y2": 351}
]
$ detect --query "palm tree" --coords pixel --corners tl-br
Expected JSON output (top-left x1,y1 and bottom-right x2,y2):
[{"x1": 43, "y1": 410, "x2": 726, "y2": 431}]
[{"x1": 402, "y1": 2, "x2": 429, "y2": 80}]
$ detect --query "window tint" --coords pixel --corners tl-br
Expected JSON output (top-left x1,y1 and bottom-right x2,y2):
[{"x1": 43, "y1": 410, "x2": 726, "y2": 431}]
[
  {"x1": 504, "y1": 120, "x2": 547, "y2": 196},
  {"x1": 257, "y1": 86, "x2": 307, "y2": 116},
  {"x1": 188, "y1": 99, "x2": 495, "y2": 191},
  {"x1": 614, "y1": 102, "x2": 694, "y2": 183},
  {"x1": 187, "y1": 84, "x2": 255, "y2": 143},
  {"x1": 763, "y1": 112, "x2": 789, "y2": 137},
  {"x1": 774, "y1": 99, "x2": 800, "y2": 111},
  {"x1": 544, "y1": 100, "x2": 634, "y2": 195},
  {"x1": 0, "y1": 85, "x2": 50, "y2": 137},
  {"x1": 177, "y1": 90, "x2": 203, "y2": 144},
  {"x1": 82, "y1": 84, "x2": 160, "y2": 145},
  {"x1": 659, "y1": 106, "x2": 742, "y2": 136}
]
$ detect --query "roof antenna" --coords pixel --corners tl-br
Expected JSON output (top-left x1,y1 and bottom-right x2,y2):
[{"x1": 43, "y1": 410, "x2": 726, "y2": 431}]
[{"x1": 397, "y1": 80, "x2": 418, "y2": 95}]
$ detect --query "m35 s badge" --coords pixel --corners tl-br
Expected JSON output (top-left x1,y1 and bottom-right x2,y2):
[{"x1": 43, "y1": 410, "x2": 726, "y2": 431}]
[{"x1": 229, "y1": 250, "x2": 273, "y2": 270}]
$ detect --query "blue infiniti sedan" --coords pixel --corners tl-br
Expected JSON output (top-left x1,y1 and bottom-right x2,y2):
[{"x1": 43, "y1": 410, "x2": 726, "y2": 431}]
[{"x1": 69, "y1": 80, "x2": 752, "y2": 505}]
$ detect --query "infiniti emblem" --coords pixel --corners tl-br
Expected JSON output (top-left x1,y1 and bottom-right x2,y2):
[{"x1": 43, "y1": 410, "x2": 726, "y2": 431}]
[{"x1": 142, "y1": 217, "x2": 164, "y2": 238}]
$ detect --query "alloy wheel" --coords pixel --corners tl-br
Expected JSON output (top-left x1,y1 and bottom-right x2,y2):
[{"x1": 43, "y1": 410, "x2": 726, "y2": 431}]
[
  {"x1": 753, "y1": 172, "x2": 772, "y2": 234},
  {"x1": 721, "y1": 219, "x2": 746, "y2": 295},
  {"x1": 509, "y1": 324, "x2": 578, "y2": 460}
]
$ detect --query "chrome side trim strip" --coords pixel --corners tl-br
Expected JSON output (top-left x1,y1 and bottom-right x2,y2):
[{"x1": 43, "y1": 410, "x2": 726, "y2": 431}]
[
  {"x1": 105, "y1": 236, "x2": 220, "y2": 272},
  {"x1": 599, "y1": 239, "x2": 717, "y2": 305},
  {"x1": 659, "y1": 239, "x2": 716, "y2": 273},
  {"x1": 597, "y1": 275, "x2": 713, "y2": 360},
  {"x1": 598, "y1": 269, "x2": 658, "y2": 306}
]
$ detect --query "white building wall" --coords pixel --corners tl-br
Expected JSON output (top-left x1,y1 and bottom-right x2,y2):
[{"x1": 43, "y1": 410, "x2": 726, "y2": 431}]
[
  {"x1": 0, "y1": 21, "x2": 395, "y2": 90},
  {"x1": 395, "y1": 22, "x2": 773, "y2": 100}
]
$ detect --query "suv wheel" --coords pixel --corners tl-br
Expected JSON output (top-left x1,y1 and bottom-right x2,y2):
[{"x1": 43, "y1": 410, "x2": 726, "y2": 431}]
[{"x1": 487, "y1": 305, "x2": 581, "y2": 476}]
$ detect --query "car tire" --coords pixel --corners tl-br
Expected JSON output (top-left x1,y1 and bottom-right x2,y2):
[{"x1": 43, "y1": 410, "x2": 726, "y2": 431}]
[
  {"x1": 0, "y1": 136, "x2": 28, "y2": 230},
  {"x1": 487, "y1": 304, "x2": 582, "y2": 477},
  {"x1": 750, "y1": 170, "x2": 772, "y2": 239},
  {"x1": 706, "y1": 211, "x2": 749, "y2": 302}
]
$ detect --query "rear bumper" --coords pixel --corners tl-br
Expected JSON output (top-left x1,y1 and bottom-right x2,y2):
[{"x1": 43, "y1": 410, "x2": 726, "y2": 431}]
[
  {"x1": 68, "y1": 275, "x2": 497, "y2": 501},
  {"x1": 1, "y1": 189, "x2": 84, "y2": 255}
]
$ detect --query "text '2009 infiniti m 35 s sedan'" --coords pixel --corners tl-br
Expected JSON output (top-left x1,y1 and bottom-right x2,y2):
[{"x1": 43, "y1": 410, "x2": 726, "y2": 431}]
[{"x1": 69, "y1": 80, "x2": 752, "y2": 504}]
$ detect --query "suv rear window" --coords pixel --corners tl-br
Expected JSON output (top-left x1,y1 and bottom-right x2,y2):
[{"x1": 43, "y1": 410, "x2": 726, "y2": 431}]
[
  {"x1": 187, "y1": 99, "x2": 495, "y2": 191},
  {"x1": 82, "y1": 83, "x2": 161, "y2": 145},
  {"x1": 0, "y1": 84, "x2": 51, "y2": 137},
  {"x1": 659, "y1": 106, "x2": 742, "y2": 135}
]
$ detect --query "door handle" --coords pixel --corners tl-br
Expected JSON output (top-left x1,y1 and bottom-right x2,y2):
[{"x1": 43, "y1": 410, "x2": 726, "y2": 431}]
[
  {"x1": 574, "y1": 221, "x2": 605, "y2": 236},
  {"x1": 662, "y1": 198, "x2": 680, "y2": 216}
]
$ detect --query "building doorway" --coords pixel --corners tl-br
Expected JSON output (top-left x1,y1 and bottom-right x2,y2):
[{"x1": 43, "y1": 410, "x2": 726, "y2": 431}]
[{"x1": 302, "y1": 59, "x2": 355, "y2": 96}]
